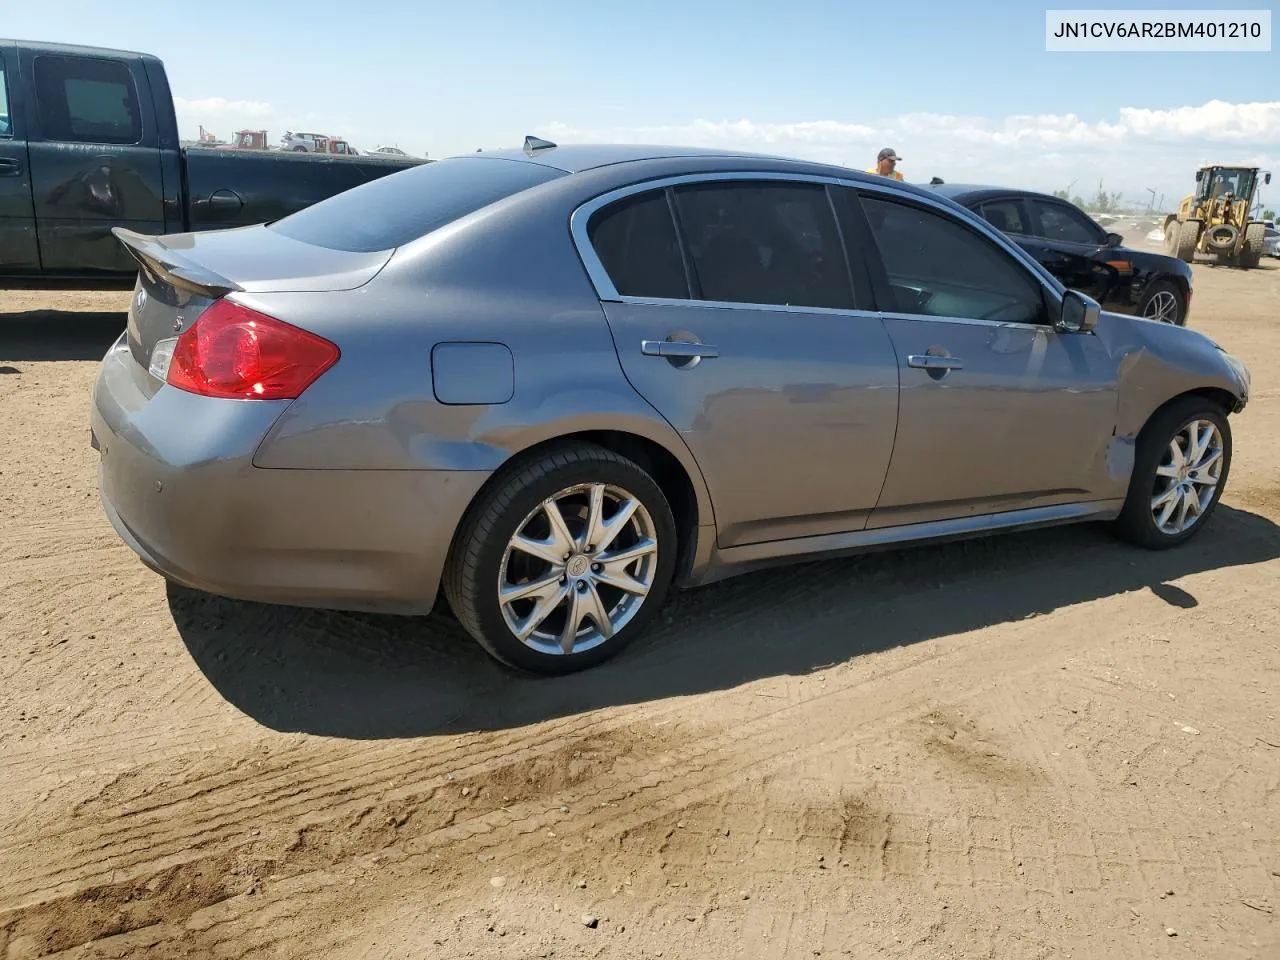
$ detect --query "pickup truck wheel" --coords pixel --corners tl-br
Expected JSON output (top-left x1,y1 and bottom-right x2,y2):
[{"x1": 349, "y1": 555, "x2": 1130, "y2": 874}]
[
  {"x1": 1113, "y1": 397, "x2": 1231, "y2": 550},
  {"x1": 443, "y1": 444, "x2": 678, "y2": 675},
  {"x1": 1174, "y1": 219, "x2": 1200, "y2": 262},
  {"x1": 1137, "y1": 281, "x2": 1185, "y2": 325}
]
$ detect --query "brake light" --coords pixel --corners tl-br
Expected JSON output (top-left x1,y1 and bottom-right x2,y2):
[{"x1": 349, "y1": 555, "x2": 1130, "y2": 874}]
[{"x1": 165, "y1": 299, "x2": 339, "y2": 400}]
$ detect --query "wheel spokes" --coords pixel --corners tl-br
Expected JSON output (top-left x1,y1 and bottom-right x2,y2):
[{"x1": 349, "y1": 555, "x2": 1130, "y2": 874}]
[
  {"x1": 1149, "y1": 419, "x2": 1224, "y2": 535},
  {"x1": 584, "y1": 485, "x2": 639, "y2": 555},
  {"x1": 543, "y1": 500, "x2": 579, "y2": 556},
  {"x1": 560, "y1": 585, "x2": 587, "y2": 654},
  {"x1": 500, "y1": 482, "x2": 659, "y2": 656},
  {"x1": 582, "y1": 581, "x2": 615, "y2": 640},
  {"x1": 515, "y1": 582, "x2": 570, "y2": 642},
  {"x1": 1151, "y1": 484, "x2": 1180, "y2": 511}
]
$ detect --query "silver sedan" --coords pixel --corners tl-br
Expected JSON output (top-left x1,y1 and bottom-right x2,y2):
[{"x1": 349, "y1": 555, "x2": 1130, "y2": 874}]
[{"x1": 92, "y1": 142, "x2": 1251, "y2": 674}]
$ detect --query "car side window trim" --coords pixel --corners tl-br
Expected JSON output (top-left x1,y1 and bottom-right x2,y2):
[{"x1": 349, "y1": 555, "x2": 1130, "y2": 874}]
[{"x1": 570, "y1": 172, "x2": 1067, "y2": 316}]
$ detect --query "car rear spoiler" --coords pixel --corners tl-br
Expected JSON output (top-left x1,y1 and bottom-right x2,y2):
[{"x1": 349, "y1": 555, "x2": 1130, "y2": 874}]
[{"x1": 112, "y1": 227, "x2": 244, "y2": 298}]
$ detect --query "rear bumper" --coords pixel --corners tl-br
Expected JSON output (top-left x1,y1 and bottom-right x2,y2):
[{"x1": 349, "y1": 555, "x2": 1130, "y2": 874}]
[{"x1": 92, "y1": 333, "x2": 489, "y2": 615}]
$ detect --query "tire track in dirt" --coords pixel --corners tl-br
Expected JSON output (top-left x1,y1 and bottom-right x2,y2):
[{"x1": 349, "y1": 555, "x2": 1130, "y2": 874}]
[
  {"x1": 170, "y1": 570, "x2": 1280, "y2": 959},
  {"x1": 21, "y1": 564, "x2": 1275, "y2": 960}
]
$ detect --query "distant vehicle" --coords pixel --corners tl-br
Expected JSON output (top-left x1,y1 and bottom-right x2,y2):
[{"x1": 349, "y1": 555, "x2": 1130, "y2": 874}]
[
  {"x1": 282, "y1": 132, "x2": 361, "y2": 156},
  {"x1": 0, "y1": 39, "x2": 424, "y2": 288},
  {"x1": 1263, "y1": 226, "x2": 1280, "y2": 259},
  {"x1": 92, "y1": 142, "x2": 1250, "y2": 675},
  {"x1": 1162, "y1": 164, "x2": 1273, "y2": 268},
  {"x1": 322, "y1": 138, "x2": 361, "y2": 157},
  {"x1": 371, "y1": 146, "x2": 411, "y2": 157},
  {"x1": 929, "y1": 183, "x2": 1194, "y2": 327},
  {"x1": 216, "y1": 129, "x2": 270, "y2": 151},
  {"x1": 281, "y1": 131, "x2": 327, "y2": 152}
]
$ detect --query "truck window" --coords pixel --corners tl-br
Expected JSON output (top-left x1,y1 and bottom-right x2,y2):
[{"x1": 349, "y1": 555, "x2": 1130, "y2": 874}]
[
  {"x1": 33, "y1": 55, "x2": 142, "y2": 145},
  {"x1": 268, "y1": 156, "x2": 566, "y2": 253},
  {"x1": 0, "y1": 61, "x2": 11, "y2": 137}
]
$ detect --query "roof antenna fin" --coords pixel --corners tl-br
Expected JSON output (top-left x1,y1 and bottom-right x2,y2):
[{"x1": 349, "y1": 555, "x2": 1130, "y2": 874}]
[{"x1": 523, "y1": 135, "x2": 557, "y2": 155}]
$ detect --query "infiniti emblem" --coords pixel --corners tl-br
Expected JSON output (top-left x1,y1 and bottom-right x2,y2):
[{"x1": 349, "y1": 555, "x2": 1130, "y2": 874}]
[
  {"x1": 135, "y1": 289, "x2": 147, "y2": 310},
  {"x1": 173, "y1": 316, "x2": 184, "y2": 332}
]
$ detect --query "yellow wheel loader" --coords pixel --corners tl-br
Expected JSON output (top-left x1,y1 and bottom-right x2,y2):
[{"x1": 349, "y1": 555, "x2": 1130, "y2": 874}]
[{"x1": 1162, "y1": 165, "x2": 1272, "y2": 268}]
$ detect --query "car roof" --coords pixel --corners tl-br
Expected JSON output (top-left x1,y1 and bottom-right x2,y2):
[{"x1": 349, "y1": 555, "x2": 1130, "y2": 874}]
[
  {"x1": 446, "y1": 143, "x2": 966, "y2": 208},
  {"x1": 927, "y1": 183, "x2": 1059, "y2": 205},
  {"x1": 461, "y1": 143, "x2": 801, "y2": 173}
]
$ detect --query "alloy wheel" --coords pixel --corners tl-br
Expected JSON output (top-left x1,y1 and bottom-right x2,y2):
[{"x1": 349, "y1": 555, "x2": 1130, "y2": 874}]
[
  {"x1": 1142, "y1": 290, "x2": 1180, "y2": 324},
  {"x1": 497, "y1": 482, "x2": 658, "y2": 656},
  {"x1": 1150, "y1": 419, "x2": 1224, "y2": 535}
]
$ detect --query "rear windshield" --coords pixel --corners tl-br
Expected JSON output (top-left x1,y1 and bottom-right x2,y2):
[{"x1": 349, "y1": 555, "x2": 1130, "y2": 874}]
[{"x1": 267, "y1": 156, "x2": 565, "y2": 253}]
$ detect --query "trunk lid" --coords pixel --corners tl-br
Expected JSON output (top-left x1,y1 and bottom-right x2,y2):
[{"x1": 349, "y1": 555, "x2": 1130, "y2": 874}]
[{"x1": 114, "y1": 226, "x2": 391, "y2": 370}]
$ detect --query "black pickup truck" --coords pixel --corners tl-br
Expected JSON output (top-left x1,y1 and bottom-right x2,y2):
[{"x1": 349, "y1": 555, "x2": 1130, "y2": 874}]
[{"x1": 0, "y1": 39, "x2": 423, "y2": 288}]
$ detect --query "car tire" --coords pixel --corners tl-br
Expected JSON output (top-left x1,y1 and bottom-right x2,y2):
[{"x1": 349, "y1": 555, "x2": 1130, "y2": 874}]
[
  {"x1": 443, "y1": 443, "x2": 678, "y2": 675},
  {"x1": 1137, "y1": 279, "x2": 1186, "y2": 325},
  {"x1": 1112, "y1": 397, "x2": 1231, "y2": 550}
]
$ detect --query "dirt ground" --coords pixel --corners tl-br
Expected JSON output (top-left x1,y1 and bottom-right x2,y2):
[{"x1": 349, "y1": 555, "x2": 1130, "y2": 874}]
[{"x1": 2, "y1": 249, "x2": 1279, "y2": 960}]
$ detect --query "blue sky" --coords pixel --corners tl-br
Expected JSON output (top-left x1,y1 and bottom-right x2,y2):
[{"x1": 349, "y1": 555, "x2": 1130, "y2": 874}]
[{"x1": 6, "y1": 0, "x2": 1278, "y2": 206}]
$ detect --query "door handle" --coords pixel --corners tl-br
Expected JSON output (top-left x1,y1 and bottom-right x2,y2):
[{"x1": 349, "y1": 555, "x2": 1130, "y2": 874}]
[
  {"x1": 0, "y1": 157, "x2": 21, "y2": 177},
  {"x1": 641, "y1": 340, "x2": 720, "y2": 360},
  {"x1": 907, "y1": 354, "x2": 964, "y2": 370}
]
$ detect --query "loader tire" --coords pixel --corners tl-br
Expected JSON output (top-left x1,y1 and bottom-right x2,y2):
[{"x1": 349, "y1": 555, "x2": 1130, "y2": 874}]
[
  {"x1": 1241, "y1": 223, "x2": 1266, "y2": 269},
  {"x1": 1174, "y1": 219, "x2": 1201, "y2": 262}
]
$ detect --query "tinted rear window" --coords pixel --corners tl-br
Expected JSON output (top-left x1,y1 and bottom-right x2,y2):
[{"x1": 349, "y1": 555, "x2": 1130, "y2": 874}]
[{"x1": 267, "y1": 156, "x2": 565, "y2": 253}]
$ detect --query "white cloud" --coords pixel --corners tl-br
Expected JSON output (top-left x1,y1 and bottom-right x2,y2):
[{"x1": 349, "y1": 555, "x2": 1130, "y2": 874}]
[{"x1": 538, "y1": 100, "x2": 1280, "y2": 208}]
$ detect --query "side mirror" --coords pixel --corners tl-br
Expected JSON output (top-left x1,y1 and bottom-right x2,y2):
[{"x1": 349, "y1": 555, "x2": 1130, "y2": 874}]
[
  {"x1": 1266, "y1": 172, "x2": 1273, "y2": 185},
  {"x1": 1055, "y1": 289, "x2": 1100, "y2": 334},
  {"x1": 1105, "y1": 232, "x2": 1123, "y2": 247}
]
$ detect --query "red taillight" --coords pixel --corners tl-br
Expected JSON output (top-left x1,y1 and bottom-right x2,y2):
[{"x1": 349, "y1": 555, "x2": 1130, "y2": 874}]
[{"x1": 166, "y1": 299, "x2": 339, "y2": 400}]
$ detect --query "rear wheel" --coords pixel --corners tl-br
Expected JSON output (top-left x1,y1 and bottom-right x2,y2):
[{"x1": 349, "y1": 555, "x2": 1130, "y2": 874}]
[
  {"x1": 1137, "y1": 280, "x2": 1186, "y2": 325},
  {"x1": 443, "y1": 444, "x2": 678, "y2": 674},
  {"x1": 1113, "y1": 397, "x2": 1231, "y2": 549}
]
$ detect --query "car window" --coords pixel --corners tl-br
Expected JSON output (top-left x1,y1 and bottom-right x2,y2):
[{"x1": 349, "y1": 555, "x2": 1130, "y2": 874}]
[
  {"x1": 1030, "y1": 199, "x2": 1102, "y2": 245},
  {"x1": 977, "y1": 199, "x2": 1029, "y2": 234},
  {"x1": 672, "y1": 181, "x2": 856, "y2": 309},
  {"x1": 861, "y1": 195, "x2": 1047, "y2": 324},
  {"x1": 268, "y1": 155, "x2": 565, "y2": 253},
  {"x1": 0, "y1": 61, "x2": 11, "y2": 138},
  {"x1": 588, "y1": 189, "x2": 690, "y2": 300},
  {"x1": 33, "y1": 55, "x2": 142, "y2": 145}
]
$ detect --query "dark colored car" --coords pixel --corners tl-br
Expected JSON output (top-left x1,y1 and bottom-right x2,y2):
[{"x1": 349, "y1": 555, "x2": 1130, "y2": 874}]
[
  {"x1": 0, "y1": 39, "x2": 424, "y2": 288},
  {"x1": 927, "y1": 184, "x2": 1194, "y2": 326}
]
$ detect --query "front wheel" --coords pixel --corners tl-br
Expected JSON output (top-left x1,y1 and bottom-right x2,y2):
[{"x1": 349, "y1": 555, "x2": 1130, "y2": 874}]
[
  {"x1": 1137, "y1": 280, "x2": 1186, "y2": 325},
  {"x1": 1113, "y1": 398, "x2": 1231, "y2": 549},
  {"x1": 443, "y1": 444, "x2": 678, "y2": 674}
]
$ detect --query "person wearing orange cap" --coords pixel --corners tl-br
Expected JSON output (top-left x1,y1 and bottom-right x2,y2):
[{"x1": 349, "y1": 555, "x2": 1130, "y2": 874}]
[{"x1": 866, "y1": 147, "x2": 904, "y2": 180}]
